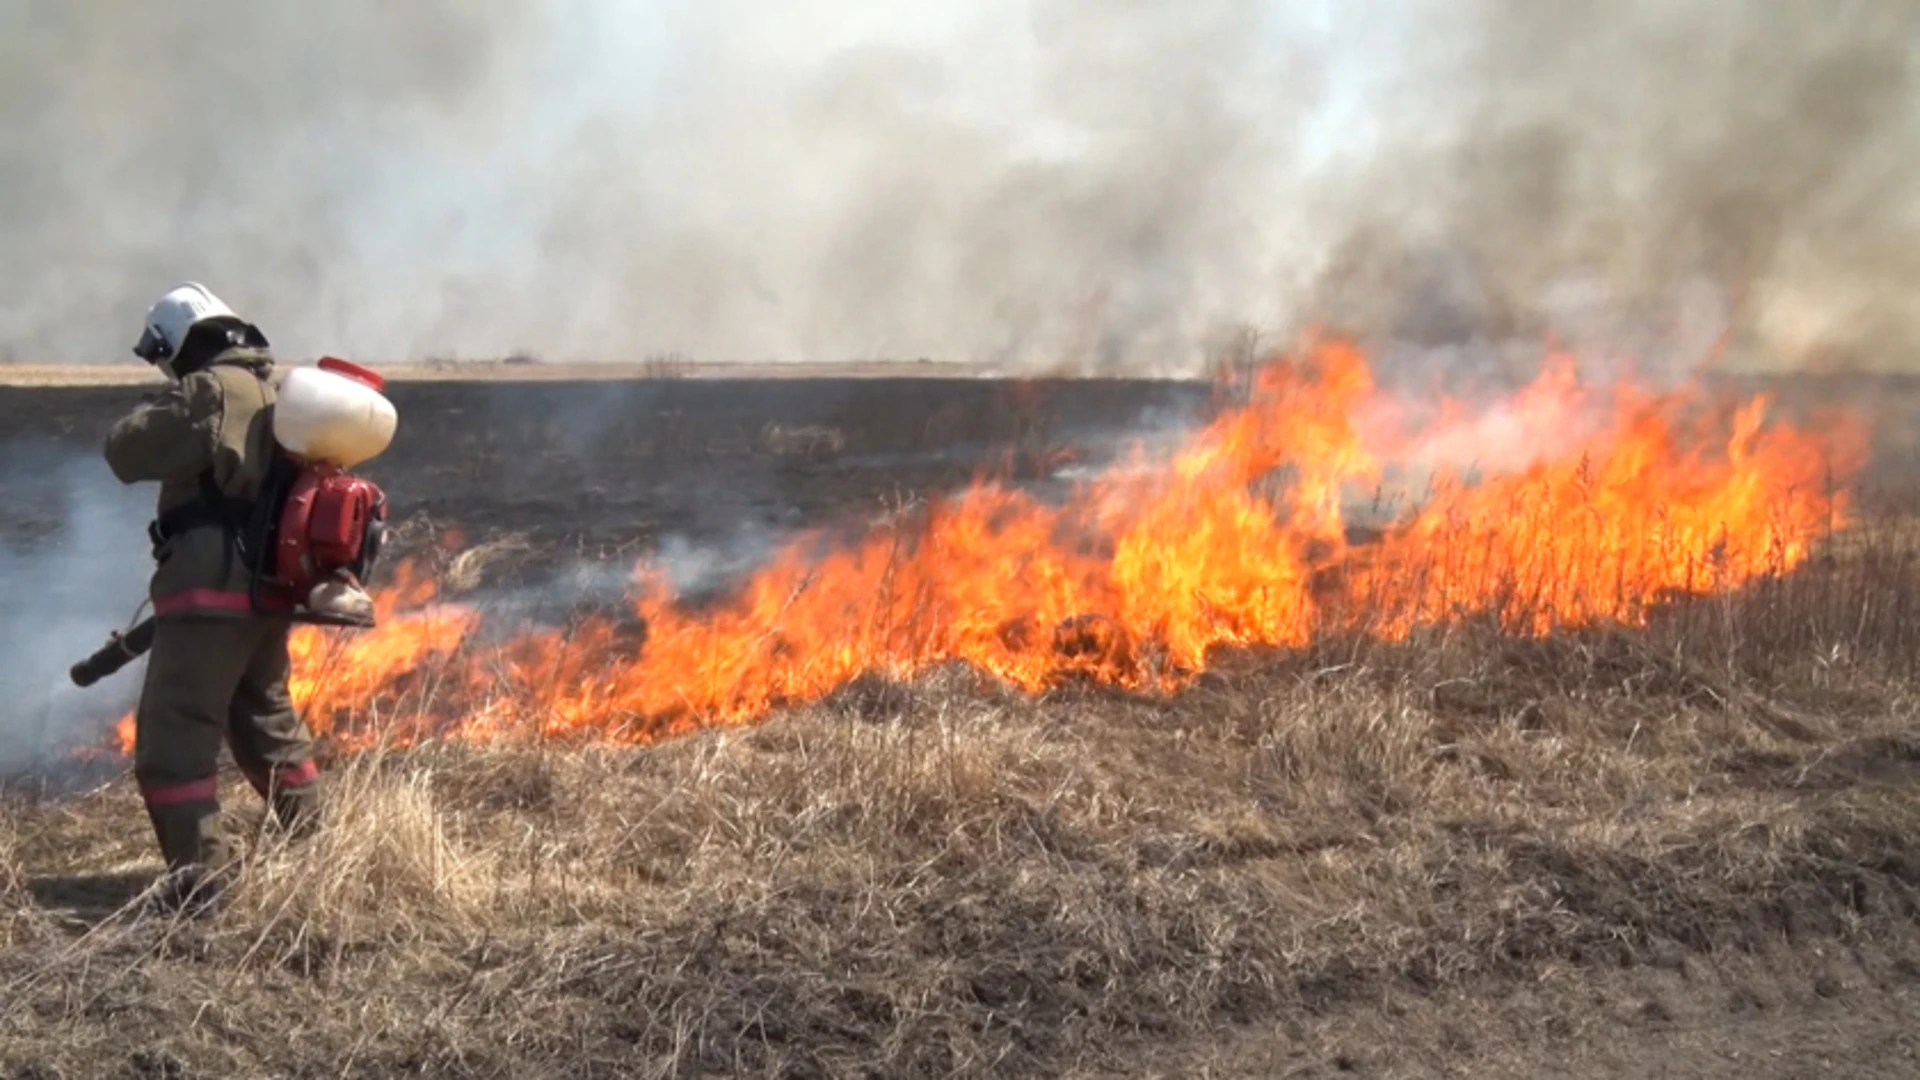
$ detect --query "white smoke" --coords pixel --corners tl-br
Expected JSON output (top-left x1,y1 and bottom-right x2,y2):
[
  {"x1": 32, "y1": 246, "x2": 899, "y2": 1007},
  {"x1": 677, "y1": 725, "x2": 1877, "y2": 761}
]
[
  {"x1": 0, "y1": 444, "x2": 154, "y2": 772},
  {"x1": 1, "y1": 1, "x2": 1915, "y2": 374}
]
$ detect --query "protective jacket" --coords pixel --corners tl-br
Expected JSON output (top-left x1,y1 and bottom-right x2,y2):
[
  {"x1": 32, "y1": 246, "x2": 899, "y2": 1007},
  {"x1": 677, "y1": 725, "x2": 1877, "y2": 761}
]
[{"x1": 104, "y1": 345, "x2": 288, "y2": 618}]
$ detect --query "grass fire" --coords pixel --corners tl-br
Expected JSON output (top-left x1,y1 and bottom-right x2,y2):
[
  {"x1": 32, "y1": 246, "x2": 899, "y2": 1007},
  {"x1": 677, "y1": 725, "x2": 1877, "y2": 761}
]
[
  {"x1": 9, "y1": 0, "x2": 1920, "y2": 1071},
  {"x1": 225, "y1": 337, "x2": 1864, "y2": 754},
  {"x1": 7, "y1": 343, "x2": 1920, "y2": 1078}
]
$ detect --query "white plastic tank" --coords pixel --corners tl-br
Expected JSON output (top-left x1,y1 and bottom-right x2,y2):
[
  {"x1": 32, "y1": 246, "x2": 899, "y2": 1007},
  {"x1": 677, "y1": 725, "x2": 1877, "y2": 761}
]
[{"x1": 273, "y1": 356, "x2": 399, "y2": 468}]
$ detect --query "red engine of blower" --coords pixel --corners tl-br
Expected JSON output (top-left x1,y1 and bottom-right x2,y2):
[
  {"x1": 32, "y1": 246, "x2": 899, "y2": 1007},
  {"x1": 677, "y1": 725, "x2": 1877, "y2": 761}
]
[{"x1": 273, "y1": 465, "x2": 389, "y2": 601}]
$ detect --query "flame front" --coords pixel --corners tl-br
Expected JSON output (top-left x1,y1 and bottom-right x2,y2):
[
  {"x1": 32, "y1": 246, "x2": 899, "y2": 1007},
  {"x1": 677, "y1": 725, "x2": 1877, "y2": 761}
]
[{"x1": 107, "y1": 338, "x2": 1868, "y2": 756}]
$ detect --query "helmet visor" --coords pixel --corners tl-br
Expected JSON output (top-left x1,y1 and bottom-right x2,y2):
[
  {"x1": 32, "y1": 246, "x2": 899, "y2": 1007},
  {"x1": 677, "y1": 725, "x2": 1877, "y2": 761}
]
[{"x1": 132, "y1": 325, "x2": 170, "y2": 362}]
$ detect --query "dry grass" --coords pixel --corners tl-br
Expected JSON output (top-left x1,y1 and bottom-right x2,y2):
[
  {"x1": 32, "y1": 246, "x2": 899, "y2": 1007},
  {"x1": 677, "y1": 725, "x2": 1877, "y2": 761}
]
[{"x1": 5, "y1": 516, "x2": 1920, "y2": 1076}]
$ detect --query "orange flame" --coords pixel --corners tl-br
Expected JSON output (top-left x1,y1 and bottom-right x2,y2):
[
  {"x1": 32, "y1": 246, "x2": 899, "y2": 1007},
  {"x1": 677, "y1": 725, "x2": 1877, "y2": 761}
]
[
  {"x1": 109, "y1": 562, "x2": 478, "y2": 756},
  {"x1": 105, "y1": 337, "x2": 1869, "y2": 756}
]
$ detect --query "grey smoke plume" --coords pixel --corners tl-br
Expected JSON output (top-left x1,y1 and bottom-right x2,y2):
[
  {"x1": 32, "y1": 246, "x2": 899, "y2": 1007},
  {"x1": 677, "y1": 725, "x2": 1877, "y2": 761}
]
[
  {"x1": 0, "y1": 444, "x2": 154, "y2": 772},
  {"x1": 1306, "y1": 0, "x2": 1920, "y2": 381},
  {"x1": 2, "y1": 1, "x2": 1915, "y2": 375},
  {"x1": 0, "y1": 0, "x2": 555, "y2": 364}
]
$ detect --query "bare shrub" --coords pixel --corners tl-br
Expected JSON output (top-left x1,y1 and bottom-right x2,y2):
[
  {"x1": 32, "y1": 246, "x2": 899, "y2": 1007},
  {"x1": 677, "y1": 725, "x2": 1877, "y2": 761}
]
[{"x1": 760, "y1": 420, "x2": 848, "y2": 463}]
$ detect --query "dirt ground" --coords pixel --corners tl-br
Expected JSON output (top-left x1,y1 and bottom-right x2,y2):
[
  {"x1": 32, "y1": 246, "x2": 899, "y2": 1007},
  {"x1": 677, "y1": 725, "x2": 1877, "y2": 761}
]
[{"x1": 2, "y1": 369, "x2": 1918, "y2": 1077}]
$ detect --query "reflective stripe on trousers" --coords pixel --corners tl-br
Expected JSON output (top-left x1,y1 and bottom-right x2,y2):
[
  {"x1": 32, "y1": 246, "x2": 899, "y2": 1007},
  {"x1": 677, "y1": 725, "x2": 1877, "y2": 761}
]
[
  {"x1": 240, "y1": 758, "x2": 319, "y2": 798},
  {"x1": 138, "y1": 775, "x2": 220, "y2": 808}
]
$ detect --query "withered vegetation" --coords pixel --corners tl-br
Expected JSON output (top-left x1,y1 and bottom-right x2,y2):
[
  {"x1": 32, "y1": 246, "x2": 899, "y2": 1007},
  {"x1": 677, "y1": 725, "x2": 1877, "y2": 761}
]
[{"x1": 4, "y1": 501, "x2": 1920, "y2": 1078}]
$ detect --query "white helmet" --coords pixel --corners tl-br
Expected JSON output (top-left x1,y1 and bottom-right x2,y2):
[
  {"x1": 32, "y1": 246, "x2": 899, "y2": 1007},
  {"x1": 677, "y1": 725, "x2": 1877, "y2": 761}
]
[{"x1": 131, "y1": 282, "x2": 239, "y2": 371}]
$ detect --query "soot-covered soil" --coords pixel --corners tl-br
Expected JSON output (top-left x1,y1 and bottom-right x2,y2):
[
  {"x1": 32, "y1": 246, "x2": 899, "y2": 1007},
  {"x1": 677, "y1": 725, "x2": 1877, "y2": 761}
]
[
  {"x1": 2, "y1": 371, "x2": 1919, "y2": 1077},
  {"x1": 0, "y1": 373, "x2": 1212, "y2": 560}
]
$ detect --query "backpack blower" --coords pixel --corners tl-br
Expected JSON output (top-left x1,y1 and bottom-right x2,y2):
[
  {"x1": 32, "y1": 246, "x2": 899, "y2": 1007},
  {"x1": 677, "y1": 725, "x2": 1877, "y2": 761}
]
[{"x1": 71, "y1": 357, "x2": 398, "y2": 688}]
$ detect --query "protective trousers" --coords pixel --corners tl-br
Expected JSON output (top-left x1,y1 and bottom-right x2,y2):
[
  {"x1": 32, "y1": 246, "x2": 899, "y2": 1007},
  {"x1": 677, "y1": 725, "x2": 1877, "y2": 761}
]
[{"x1": 132, "y1": 614, "x2": 322, "y2": 875}]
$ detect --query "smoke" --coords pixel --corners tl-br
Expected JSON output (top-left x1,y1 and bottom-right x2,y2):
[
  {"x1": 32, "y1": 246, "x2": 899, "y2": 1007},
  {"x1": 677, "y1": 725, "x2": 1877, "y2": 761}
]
[
  {"x1": 0, "y1": 0, "x2": 556, "y2": 364},
  {"x1": 0, "y1": 443, "x2": 154, "y2": 774},
  {"x1": 2, "y1": 2, "x2": 1915, "y2": 375},
  {"x1": 1306, "y1": 0, "x2": 1920, "y2": 381},
  {"x1": 524, "y1": 0, "x2": 1325, "y2": 373}
]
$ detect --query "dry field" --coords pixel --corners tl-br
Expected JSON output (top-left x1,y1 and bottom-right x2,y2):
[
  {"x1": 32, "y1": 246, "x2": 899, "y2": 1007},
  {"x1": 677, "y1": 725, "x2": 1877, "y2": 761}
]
[{"x1": 3, "y1": 360, "x2": 1919, "y2": 1078}]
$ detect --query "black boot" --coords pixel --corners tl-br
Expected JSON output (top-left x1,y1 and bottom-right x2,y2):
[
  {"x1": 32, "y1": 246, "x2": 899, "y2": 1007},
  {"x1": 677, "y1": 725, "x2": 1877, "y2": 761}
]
[
  {"x1": 267, "y1": 779, "x2": 324, "y2": 842},
  {"x1": 143, "y1": 801, "x2": 237, "y2": 919},
  {"x1": 147, "y1": 864, "x2": 229, "y2": 918}
]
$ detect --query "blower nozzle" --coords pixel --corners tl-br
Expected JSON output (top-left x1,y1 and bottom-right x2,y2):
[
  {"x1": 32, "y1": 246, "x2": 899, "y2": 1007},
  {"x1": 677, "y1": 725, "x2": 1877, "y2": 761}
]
[{"x1": 70, "y1": 617, "x2": 156, "y2": 688}]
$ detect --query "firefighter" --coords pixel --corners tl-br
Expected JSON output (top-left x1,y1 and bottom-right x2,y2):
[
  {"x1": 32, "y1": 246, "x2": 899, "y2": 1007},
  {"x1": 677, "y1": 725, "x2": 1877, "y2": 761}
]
[{"x1": 104, "y1": 282, "x2": 324, "y2": 913}]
